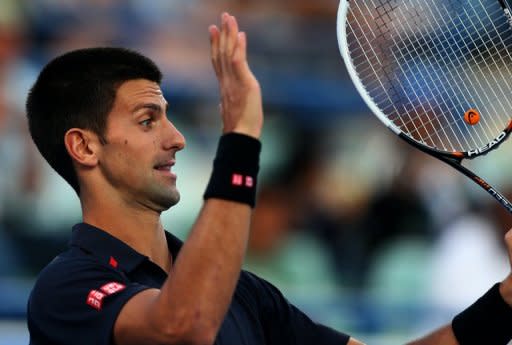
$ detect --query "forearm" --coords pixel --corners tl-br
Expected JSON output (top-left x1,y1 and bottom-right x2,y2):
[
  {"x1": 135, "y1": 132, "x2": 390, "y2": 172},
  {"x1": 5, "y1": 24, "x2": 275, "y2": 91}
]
[
  {"x1": 155, "y1": 199, "x2": 252, "y2": 339},
  {"x1": 115, "y1": 198, "x2": 254, "y2": 345}
]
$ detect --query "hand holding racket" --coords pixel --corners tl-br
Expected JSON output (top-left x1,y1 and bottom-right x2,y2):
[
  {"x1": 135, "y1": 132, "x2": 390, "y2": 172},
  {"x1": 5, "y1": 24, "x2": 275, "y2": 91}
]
[{"x1": 337, "y1": 0, "x2": 512, "y2": 213}]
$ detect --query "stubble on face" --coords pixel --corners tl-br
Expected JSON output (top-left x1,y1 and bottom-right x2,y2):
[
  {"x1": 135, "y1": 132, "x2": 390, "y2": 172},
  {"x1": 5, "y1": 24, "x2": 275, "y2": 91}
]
[{"x1": 98, "y1": 79, "x2": 184, "y2": 213}]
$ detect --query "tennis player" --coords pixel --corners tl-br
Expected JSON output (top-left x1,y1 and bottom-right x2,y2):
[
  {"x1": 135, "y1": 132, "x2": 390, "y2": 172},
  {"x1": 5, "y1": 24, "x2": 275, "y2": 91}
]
[{"x1": 25, "y1": 12, "x2": 512, "y2": 345}]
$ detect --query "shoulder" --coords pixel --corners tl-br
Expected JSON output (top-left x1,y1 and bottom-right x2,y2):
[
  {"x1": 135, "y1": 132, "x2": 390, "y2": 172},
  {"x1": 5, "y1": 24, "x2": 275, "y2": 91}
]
[
  {"x1": 28, "y1": 249, "x2": 127, "y2": 321},
  {"x1": 30, "y1": 249, "x2": 123, "y2": 300},
  {"x1": 27, "y1": 249, "x2": 149, "y2": 345}
]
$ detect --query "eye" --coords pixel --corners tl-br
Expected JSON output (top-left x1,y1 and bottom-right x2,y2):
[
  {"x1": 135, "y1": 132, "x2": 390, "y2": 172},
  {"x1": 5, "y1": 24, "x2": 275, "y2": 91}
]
[{"x1": 139, "y1": 118, "x2": 153, "y2": 128}]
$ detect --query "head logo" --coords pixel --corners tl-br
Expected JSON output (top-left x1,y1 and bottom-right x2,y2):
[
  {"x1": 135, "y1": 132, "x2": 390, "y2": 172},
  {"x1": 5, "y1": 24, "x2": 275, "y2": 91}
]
[
  {"x1": 464, "y1": 109, "x2": 480, "y2": 126},
  {"x1": 467, "y1": 131, "x2": 507, "y2": 157}
]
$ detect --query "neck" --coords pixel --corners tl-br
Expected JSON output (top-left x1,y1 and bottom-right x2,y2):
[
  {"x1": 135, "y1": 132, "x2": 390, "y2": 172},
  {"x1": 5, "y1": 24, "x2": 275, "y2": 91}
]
[{"x1": 80, "y1": 189, "x2": 172, "y2": 273}]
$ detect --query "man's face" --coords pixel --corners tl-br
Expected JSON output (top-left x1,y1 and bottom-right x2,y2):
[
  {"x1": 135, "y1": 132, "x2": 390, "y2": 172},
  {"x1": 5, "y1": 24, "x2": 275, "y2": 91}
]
[{"x1": 98, "y1": 79, "x2": 185, "y2": 212}]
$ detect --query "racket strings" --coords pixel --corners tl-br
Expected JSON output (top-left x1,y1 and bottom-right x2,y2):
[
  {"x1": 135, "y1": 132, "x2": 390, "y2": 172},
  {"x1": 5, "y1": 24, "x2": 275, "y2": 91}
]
[
  {"x1": 390, "y1": 3, "x2": 474, "y2": 149},
  {"x1": 404, "y1": 1, "x2": 512, "y2": 146},
  {"x1": 346, "y1": 0, "x2": 512, "y2": 152},
  {"x1": 393, "y1": 1, "x2": 507, "y2": 145},
  {"x1": 347, "y1": 3, "x2": 455, "y2": 149},
  {"x1": 461, "y1": 3, "x2": 512, "y2": 124},
  {"x1": 353, "y1": 0, "x2": 482, "y2": 150},
  {"x1": 353, "y1": 2, "x2": 463, "y2": 150},
  {"x1": 437, "y1": 2, "x2": 512, "y2": 138},
  {"x1": 347, "y1": 2, "x2": 423, "y2": 138},
  {"x1": 395, "y1": 1, "x2": 503, "y2": 148}
]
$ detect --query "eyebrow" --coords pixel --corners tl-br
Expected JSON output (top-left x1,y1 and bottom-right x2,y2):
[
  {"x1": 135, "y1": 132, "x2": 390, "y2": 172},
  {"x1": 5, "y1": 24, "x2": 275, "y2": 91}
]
[{"x1": 132, "y1": 102, "x2": 169, "y2": 115}]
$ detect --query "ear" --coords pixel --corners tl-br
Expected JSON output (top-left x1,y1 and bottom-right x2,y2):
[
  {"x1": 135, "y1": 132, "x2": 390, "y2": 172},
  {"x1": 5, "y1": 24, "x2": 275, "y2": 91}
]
[{"x1": 64, "y1": 128, "x2": 101, "y2": 168}]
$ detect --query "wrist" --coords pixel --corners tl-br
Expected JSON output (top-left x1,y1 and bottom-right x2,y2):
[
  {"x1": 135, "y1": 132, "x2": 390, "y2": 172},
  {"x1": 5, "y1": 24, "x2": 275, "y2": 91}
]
[
  {"x1": 203, "y1": 133, "x2": 261, "y2": 207},
  {"x1": 229, "y1": 128, "x2": 261, "y2": 140}
]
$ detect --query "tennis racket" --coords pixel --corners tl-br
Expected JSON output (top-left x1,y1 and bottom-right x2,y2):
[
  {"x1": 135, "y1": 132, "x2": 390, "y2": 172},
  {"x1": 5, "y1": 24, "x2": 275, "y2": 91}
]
[{"x1": 337, "y1": 0, "x2": 512, "y2": 213}]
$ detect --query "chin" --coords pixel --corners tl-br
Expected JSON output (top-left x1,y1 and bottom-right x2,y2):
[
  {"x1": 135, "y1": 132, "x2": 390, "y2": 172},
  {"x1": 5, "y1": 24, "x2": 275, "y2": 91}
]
[
  {"x1": 154, "y1": 191, "x2": 180, "y2": 211},
  {"x1": 144, "y1": 183, "x2": 180, "y2": 211}
]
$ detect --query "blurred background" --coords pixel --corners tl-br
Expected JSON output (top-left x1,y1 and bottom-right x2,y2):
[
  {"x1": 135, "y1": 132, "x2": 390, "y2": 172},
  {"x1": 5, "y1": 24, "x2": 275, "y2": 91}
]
[{"x1": 1, "y1": 0, "x2": 512, "y2": 344}]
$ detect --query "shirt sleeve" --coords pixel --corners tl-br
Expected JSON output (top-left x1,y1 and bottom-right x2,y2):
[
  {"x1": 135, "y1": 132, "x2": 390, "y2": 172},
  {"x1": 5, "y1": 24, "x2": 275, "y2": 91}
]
[
  {"x1": 242, "y1": 271, "x2": 351, "y2": 345},
  {"x1": 27, "y1": 257, "x2": 151, "y2": 345}
]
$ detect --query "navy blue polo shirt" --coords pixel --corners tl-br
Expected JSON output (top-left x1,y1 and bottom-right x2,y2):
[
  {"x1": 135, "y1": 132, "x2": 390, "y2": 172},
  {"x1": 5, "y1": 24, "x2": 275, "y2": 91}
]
[{"x1": 27, "y1": 223, "x2": 350, "y2": 345}]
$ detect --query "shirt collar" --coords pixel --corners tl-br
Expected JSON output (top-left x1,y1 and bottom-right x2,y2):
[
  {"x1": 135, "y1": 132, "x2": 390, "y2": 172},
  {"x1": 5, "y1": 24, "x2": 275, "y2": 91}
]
[{"x1": 70, "y1": 222, "x2": 183, "y2": 273}]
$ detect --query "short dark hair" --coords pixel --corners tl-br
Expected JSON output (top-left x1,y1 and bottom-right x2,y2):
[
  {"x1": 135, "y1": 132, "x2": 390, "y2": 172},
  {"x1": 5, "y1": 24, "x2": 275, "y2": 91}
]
[{"x1": 26, "y1": 47, "x2": 163, "y2": 194}]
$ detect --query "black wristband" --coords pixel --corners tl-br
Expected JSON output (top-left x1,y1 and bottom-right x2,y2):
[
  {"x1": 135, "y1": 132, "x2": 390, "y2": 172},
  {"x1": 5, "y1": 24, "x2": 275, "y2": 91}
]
[
  {"x1": 452, "y1": 283, "x2": 512, "y2": 345},
  {"x1": 203, "y1": 133, "x2": 261, "y2": 207}
]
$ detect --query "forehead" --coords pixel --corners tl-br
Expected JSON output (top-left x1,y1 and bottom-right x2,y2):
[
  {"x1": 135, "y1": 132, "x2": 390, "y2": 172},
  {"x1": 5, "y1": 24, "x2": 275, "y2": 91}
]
[{"x1": 114, "y1": 79, "x2": 165, "y2": 108}]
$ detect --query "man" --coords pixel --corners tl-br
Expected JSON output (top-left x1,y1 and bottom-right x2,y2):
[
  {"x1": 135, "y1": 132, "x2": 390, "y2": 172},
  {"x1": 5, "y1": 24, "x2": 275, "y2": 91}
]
[{"x1": 26, "y1": 12, "x2": 512, "y2": 345}]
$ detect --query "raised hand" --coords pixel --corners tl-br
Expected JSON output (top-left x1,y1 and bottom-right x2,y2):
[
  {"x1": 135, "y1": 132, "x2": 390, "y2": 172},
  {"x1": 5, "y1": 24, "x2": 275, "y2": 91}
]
[{"x1": 209, "y1": 13, "x2": 263, "y2": 139}]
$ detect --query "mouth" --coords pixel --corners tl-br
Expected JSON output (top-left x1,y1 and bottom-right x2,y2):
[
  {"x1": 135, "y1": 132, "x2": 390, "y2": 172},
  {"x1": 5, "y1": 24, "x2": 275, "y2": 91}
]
[{"x1": 154, "y1": 160, "x2": 177, "y2": 179}]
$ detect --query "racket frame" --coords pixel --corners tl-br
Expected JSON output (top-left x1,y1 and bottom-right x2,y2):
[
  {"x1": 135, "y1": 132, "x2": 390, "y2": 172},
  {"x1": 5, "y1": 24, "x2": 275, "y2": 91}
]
[{"x1": 337, "y1": 0, "x2": 512, "y2": 213}]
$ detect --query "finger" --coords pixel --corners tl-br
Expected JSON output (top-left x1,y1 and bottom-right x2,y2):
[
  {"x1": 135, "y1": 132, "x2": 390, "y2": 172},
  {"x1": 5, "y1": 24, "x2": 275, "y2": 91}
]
[
  {"x1": 226, "y1": 15, "x2": 239, "y2": 59},
  {"x1": 209, "y1": 25, "x2": 221, "y2": 76},
  {"x1": 219, "y1": 12, "x2": 229, "y2": 65},
  {"x1": 232, "y1": 32, "x2": 250, "y2": 81}
]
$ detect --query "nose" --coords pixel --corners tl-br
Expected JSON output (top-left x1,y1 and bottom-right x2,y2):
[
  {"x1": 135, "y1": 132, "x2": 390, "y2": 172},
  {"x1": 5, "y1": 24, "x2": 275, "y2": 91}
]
[{"x1": 162, "y1": 118, "x2": 186, "y2": 151}]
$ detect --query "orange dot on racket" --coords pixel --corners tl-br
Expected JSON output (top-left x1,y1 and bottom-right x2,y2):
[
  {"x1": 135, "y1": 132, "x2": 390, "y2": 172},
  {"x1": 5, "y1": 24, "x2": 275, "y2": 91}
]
[{"x1": 464, "y1": 109, "x2": 480, "y2": 126}]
